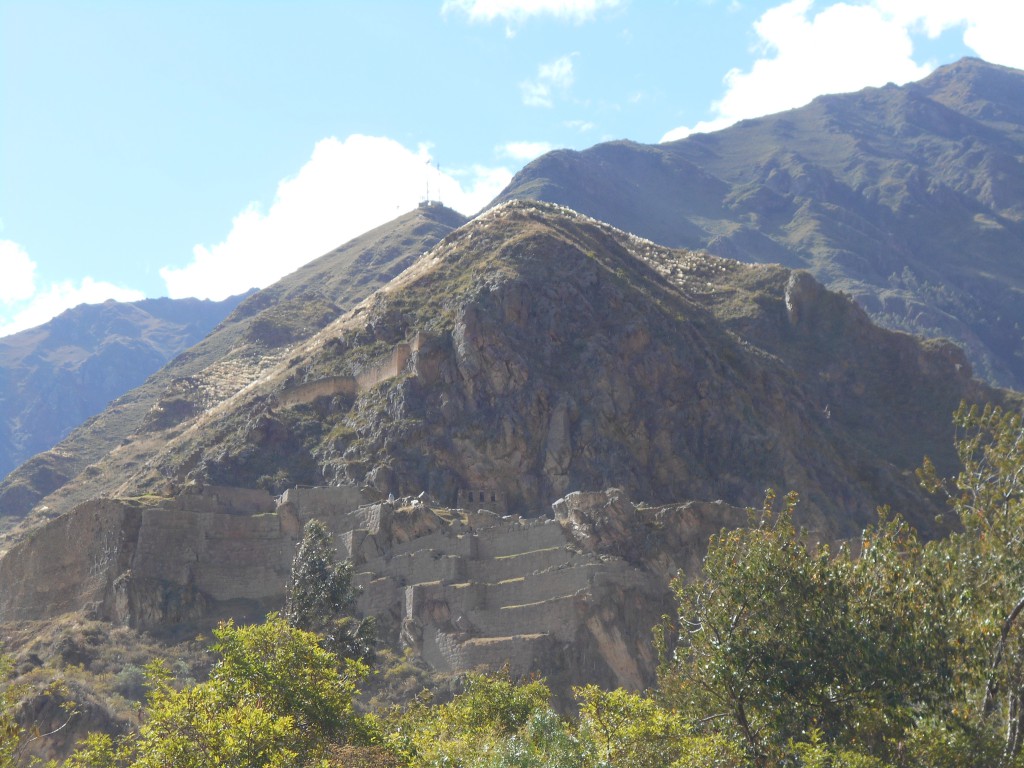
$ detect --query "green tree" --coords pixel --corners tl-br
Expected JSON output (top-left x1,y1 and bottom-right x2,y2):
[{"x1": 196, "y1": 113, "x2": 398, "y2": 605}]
[
  {"x1": 788, "y1": 731, "x2": 893, "y2": 768},
  {"x1": 1, "y1": 654, "x2": 71, "y2": 768},
  {"x1": 659, "y1": 492, "x2": 950, "y2": 765},
  {"x1": 285, "y1": 519, "x2": 376, "y2": 664},
  {"x1": 464, "y1": 709, "x2": 588, "y2": 768},
  {"x1": 66, "y1": 615, "x2": 370, "y2": 768},
  {"x1": 388, "y1": 672, "x2": 567, "y2": 767},
  {"x1": 575, "y1": 685, "x2": 744, "y2": 768},
  {"x1": 1, "y1": 656, "x2": 20, "y2": 768},
  {"x1": 919, "y1": 402, "x2": 1024, "y2": 764}
]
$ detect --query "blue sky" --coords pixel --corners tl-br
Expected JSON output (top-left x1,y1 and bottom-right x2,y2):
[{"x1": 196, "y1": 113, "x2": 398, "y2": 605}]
[{"x1": 1, "y1": 0, "x2": 1019, "y2": 336}]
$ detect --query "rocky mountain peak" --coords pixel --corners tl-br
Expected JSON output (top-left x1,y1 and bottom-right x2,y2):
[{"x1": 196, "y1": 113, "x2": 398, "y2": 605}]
[
  {"x1": 0, "y1": 205, "x2": 467, "y2": 534},
  {"x1": 917, "y1": 57, "x2": 1024, "y2": 126},
  {"x1": 10, "y1": 200, "x2": 993, "y2": 546}
]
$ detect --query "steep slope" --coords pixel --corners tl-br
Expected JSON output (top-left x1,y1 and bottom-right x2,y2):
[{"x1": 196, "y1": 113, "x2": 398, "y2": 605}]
[
  {"x1": 0, "y1": 204, "x2": 467, "y2": 534},
  {"x1": 493, "y1": 58, "x2": 1024, "y2": 389},
  {"x1": 22, "y1": 201, "x2": 1008, "y2": 543},
  {"x1": 0, "y1": 295, "x2": 249, "y2": 482}
]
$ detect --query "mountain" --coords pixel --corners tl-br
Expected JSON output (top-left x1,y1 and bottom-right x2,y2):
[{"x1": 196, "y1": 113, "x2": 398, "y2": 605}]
[
  {"x1": 492, "y1": 58, "x2": 1024, "y2": 390},
  {"x1": 0, "y1": 203, "x2": 467, "y2": 537},
  {"x1": 0, "y1": 295, "x2": 249, "y2": 481},
  {"x1": 0, "y1": 200, "x2": 1016, "y2": 718},
  {"x1": 5, "y1": 201, "x2": 1009, "y2": 547},
  {"x1": 8, "y1": 59, "x2": 1024, "y2": 761}
]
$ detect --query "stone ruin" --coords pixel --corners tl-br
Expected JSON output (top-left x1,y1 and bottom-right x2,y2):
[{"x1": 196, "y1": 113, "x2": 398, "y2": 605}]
[
  {"x1": 0, "y1": 483, "x2": 747, "y2": 693},
  {"x1": 276, "y1": 332, "x2": 426, "y2": 409}
]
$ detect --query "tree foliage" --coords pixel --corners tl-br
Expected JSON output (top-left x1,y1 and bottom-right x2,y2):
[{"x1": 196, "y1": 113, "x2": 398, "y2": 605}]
[
  {"x1": 659, "y1": 491, "x2": 955, "y2": 766},
  {"x1": 651, "y1": 402, "x2": 1024, "y2": 767},
  {"x1": 285, "y1": 519, "x2": 376, "y2": 664},
  {"x1": 0, "y1": 656, "x2": 20, "y2": 768},
  {"x1": 1, "y1": 654, "x2": 72, "y2": 768},
  {"x1": 65, "y1": 615, "x2": 370, "y2": 768},
  {"x1": 920, "y1": 401, "x2": 1024, "y2": 764},
  {"x1": 575, "y1": 685, "x2": 744, "y2": 768},
  {"x1": 387, "y1": 672, "x2": 563, "y2": 767}
]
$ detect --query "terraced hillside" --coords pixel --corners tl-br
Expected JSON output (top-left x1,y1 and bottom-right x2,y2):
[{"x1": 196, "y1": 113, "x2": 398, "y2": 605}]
[{"x1": 0, "y1": 482, "x2": 745, "y2": 699}]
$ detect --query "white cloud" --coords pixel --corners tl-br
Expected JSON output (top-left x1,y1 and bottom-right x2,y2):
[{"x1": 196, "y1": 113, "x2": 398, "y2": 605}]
[
  {"x1": 0, "y1": 274, "x2": 145, "y2": 339},
  {"x1": 452, "y1": 164, "x2": 517, "y2": 206},
  {"x1": 0, "y1": 240, "x2": 36, "y2": 304},
  {"x1": 874, "y1": 0, "x2": 1024, "y2": 69},
  {"x1": 663, "y1": 0, "x2": 930, "y2": 141},
  {"x1": 540, "y1": 55, "x2": 575, "y2": 88},
  {"x1": 499, "y1": 141, "x2": 555, "y2": 161},
  {"x1": 521, "y1": 81, "x2": 555, "y2": 108},
  {"x1": 564, "y1": 119, "x2": 595, "y2": 132},
  {"x1": 521, "y1": 54, "x2": 576, "y2": 108},
  {"x1": 159, "y1": 135, "x2": 512, "y2": 301},
  {"x1": 662, "y1": 1, "x2": 1024, "y2": 143},
  {"x1": 1, "y1": 239, "x2": 144, "y2": 337},
  {"x1": 442, "y1": 0, "x2": 619, "y2": 25}
]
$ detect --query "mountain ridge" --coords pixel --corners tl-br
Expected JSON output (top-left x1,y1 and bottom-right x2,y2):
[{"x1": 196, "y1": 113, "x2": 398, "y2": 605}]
[
  {"x1": 0, "y1": 204, "x2": 466, "y2": 534},
  {"x1": 493, "y1": 57, "x2": 1024, "y2": 390},
  {"x1": 0, "y1": 293, "x2": 250, "y2": 482},
  {"x1": 11, "y1": 200, "x2": 1006, "y2": 545}
]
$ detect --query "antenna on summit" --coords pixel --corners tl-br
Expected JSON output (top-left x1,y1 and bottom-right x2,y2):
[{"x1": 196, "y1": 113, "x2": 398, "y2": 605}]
[{"x1": 420, "y1": 159, "x2": 443, "y2": 209}]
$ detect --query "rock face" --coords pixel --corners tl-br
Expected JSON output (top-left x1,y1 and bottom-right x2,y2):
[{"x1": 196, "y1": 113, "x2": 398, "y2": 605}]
[
  {"x1": 210, "y1": 202, "x2": 1001, "y2": 538},
  {"x1": 0, "y1": 484, "x2": 745, "y2": 695},
  {"x1": 0, "y1": 486, "x2": 284, "y2": 629},
  {"x1": 493, "y1": 58, "x2": 1024, "y2": 390}
]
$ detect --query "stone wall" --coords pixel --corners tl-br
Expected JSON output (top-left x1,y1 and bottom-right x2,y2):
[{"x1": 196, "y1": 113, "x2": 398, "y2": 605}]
[
  {"x1": 353, "y1": 340, "x2": 412, "y2": 392},
  {"x1": 0, "y1": 498, "x2": 137, "y2": 622},
  {"x1": 456, "y1": 489, "x2": 508, "y2": 515},
  {"x1": 277, "y1": 333, "x2": 426, "y2": 409},
  {"x1": 279, "y1": 485, "x2": 369, "y2": 518},
  {"x1": 277, "y1": 376, "x2": 358, "y2": 408},
  {"x1": 0, "y1": 484, "x2": 370, "y2": 628},
  {"x1": 0, "y1": 484, "x2": 747, "y2": 694}
]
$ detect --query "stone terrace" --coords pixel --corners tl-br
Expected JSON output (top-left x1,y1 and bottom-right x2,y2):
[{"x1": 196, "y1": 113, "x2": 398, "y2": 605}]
[{"x1": 0, "y1": 484, "x2": 743, "y2": 693}]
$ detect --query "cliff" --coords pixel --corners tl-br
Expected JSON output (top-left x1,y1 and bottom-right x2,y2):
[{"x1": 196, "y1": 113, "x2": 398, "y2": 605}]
[
  {"x1": 132, "y1": 201, "x2": 1006, "y2": 538},
  {"x1": 5, "y1": 202, "x2": 1009, "y2": 554}
]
